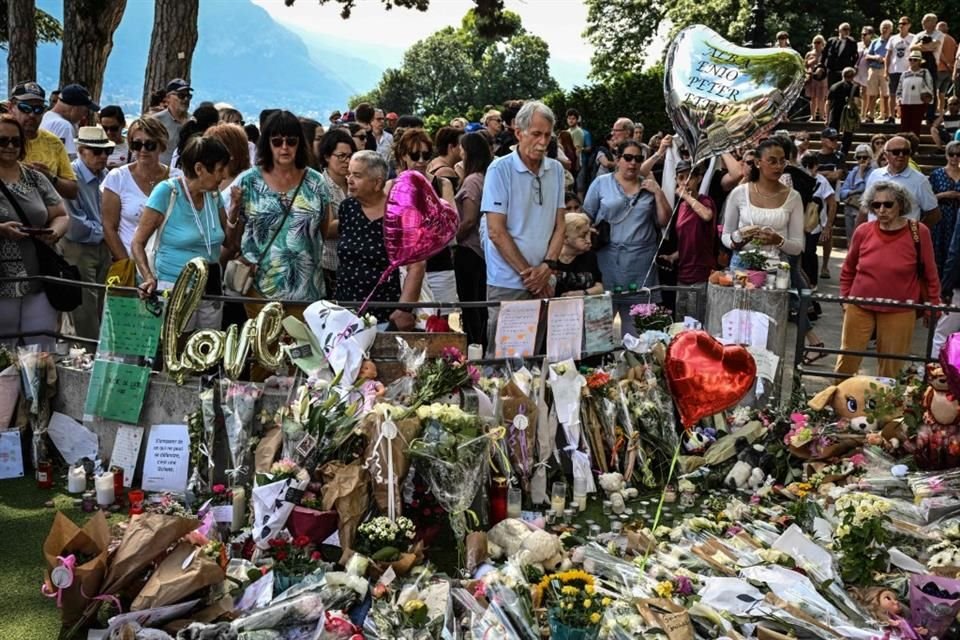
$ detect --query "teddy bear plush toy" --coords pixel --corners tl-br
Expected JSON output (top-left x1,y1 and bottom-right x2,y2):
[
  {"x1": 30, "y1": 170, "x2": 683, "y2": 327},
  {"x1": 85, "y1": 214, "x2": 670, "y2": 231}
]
[
  {"x1": 798, "y1": 375, "x2": 895, "y2": 460},
  {"x1": 915, "y1": 363, "x2": 960, "y2": 470}
]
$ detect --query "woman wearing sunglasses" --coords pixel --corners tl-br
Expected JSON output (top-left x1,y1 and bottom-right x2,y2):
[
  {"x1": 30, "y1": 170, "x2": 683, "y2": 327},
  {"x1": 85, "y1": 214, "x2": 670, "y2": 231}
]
[
  {"x1": 583, "y1": 139, "x2": 670, "y2": 333},
  {"x1": 837, "y1": 181, "x2": 939, "y2": 378},
  {"x1": 0, "y1": 115, "x2": 69, "y2": 348},
  {"x1": 388, "y1": 127, "x2": 459, "y2": 325},
  {"x1": 229, "y1": 110, "x2": 331, "y2": 317},
  {"x1": 928, "y1": 140, "x2": 960, "y2": 272},
  {"x1": 102, "y1": 116, "x2": 180, "y2": 280}
]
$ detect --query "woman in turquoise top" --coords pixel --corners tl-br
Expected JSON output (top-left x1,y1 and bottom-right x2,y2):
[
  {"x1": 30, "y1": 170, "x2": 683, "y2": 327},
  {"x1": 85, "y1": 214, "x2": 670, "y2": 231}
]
[
  {"x1": 230, "y1": 110, "x2": 330, "y2": 317},
  {"x1": 132, "y1": 135, "x2": 229, "y2": 330}
]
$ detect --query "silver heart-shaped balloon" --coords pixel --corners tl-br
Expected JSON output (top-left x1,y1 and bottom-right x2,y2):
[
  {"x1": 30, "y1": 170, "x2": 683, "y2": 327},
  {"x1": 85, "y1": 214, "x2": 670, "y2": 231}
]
[{"x1": 664, "y1": 25, "x2": 806, "y2": 164}]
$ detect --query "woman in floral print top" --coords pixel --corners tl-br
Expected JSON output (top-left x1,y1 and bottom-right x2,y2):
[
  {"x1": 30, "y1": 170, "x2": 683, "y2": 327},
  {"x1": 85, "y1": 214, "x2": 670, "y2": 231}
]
[{"x1": 231, "y1": 110, "x2": 331, "y2": 305}]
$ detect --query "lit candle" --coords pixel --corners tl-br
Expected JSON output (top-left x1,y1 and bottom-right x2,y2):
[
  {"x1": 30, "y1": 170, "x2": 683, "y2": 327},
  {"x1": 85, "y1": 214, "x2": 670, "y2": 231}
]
[
  {"x1": 67, "y1": 465, "x2": 87, "y2": 493},
  {"x1": 95, "y1": 472, "x2": 115, "y2": 507},
  {"x1": 231, "y1": 487, "x2": 246, "y2": 532}
]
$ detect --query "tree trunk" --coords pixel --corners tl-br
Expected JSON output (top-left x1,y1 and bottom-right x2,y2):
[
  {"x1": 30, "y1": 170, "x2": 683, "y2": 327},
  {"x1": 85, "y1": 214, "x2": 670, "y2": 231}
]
[
  {"x1": 59, "y1": 0, "x2": 127, "y2": 103},
  {"x1": 142, "y1": 0, "x2": 199, "y2": 112},
  {"x1": 7, "y1": 0, "x2": 36, "y2": 92}
]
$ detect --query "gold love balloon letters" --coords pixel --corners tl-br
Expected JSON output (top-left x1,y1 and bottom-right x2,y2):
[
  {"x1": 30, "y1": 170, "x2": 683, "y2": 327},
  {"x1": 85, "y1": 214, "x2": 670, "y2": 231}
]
[{"x1": 163, "y1": 258, "x2": 285, "y2": 383}]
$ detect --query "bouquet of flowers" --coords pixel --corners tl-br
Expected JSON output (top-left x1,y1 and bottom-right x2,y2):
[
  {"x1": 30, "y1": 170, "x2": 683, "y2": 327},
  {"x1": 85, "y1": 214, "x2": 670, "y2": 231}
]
[
  {"x1": 355, "y1": 516, "x2": 417, "y2": 562},
  {"x1": 629, "y1": 303, "x2": 673, "y2": 334},
  {"x1": 581, "y1": 368, "x2": 617, "y2": 474},
  {"x1": 365, "y1": 579, "x2": 449, "y2": 640},
  {"x1": 832, "y1": 492, "x2": 892, "y2": 587},
  {"x1": 499, "y1": 369, "x2": 538, "y2": 490},
  {"x1": 362, "y1": 403, "x2": 424, "y2": 517},
  {"x1": 261, "y1": 533, "x2": 324, "y2": 591},
  {"x1": 279, "y1": 375, "x2": 365, "y2": 468},
  {"x1": 410, "y1": 404, "x2": 490, "y2": 573},
  {"x1": 538, "y1": 570, "x2": 608, "y2": 640},
  {"x1": 737, "y1": 247, "x2": 771, "y2": 271},
  {"x1": 209, "y1": 483, "x2": 232, "y2": 506},
  {"x1": 220, "y1": 380, "x2": 263, "y2": 483},
  {"x1": 616, "y1": 370, "x2": 676, "y2": 487},
  {"x1": 411, "y1": 346, "x2": 480, "y2": 409},
  {"x1": 252, "y1": 459, "x2": 310, "y2": 549}
]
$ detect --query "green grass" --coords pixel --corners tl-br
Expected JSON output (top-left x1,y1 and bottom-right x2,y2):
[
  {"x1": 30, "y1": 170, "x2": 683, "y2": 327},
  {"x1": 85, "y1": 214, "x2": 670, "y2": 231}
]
[{"x1": 0, "y1": 476, "x2": 100, "y2": 640}]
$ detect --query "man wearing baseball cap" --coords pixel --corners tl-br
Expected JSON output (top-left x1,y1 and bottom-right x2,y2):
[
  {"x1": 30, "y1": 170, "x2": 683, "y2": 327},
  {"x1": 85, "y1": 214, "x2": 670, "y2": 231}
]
[
  {"x1": 9, "y1": 81, "x2": 78, "y2": 198},
  {"x1": 155, "y1": 78, "x2": 192, "y2": 164},
  {"x1": 64, "y1": 125, "x2": 114, "y2": 339},
  {"x1": 40, "y1": 83, "x2": 99, "y2": 160}
]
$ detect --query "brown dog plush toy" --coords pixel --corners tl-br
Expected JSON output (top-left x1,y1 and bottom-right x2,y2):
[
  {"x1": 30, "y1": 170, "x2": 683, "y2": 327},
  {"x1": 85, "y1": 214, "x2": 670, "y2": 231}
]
[{"x1": 794, "y1": 375, "x2": 896, "y2": 459}]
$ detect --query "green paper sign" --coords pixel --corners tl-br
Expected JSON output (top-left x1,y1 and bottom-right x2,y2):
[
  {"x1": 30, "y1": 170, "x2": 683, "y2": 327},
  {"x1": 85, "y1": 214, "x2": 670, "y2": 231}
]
[
  {"x1": 83, "y1": 360, "x2": 151, "y2": 424},
  {"x1": 98, "y1": 295, "x2": 163, "y2": 358}
]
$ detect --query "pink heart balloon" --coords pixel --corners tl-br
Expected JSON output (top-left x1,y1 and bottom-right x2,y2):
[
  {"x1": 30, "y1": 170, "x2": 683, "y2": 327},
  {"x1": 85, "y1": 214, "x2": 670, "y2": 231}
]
[
  {"x1": 940, "y1": 332, "x2": 960, "y2": 398},
  {"x1": 384, "y1": 171, "x2": 458, "y2": 270}
]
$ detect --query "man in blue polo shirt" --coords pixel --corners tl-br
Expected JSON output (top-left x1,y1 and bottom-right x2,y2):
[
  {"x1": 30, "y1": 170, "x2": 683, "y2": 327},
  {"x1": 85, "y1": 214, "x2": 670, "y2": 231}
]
[{"x1": 480, "y1": 101, "x2": 566, "y2": 354}]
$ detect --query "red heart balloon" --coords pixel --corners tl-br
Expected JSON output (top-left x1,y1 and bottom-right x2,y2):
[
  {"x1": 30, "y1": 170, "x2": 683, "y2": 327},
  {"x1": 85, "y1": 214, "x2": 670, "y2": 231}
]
[
  {"x1": 384, "y1": 170, "x2": 458, "y2": 269},
  {"x1": 664, "y1": 330, "x2": 757, "y2": 429}
]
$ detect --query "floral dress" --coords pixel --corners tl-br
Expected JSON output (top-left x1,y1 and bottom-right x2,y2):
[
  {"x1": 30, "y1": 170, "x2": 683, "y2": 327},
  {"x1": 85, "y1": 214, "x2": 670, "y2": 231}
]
[
  {"x1": 929, "y1": 166, "x2": 960, "y2": 272},
  {"x1": 334, "y1": 198, "x2": 401, "y2": 324},
  {"x1": 238, "y1": 167, "x2": 330, "y2": 301}
]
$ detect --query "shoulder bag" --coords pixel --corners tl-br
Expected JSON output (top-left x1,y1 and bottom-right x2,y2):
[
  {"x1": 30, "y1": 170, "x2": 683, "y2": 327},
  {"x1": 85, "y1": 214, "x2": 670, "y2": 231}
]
[
  {"x1": 0, "y1": 177, "x2": 81, "y2": 312},
  {"x1": 909, "y1": 220, "x2": 931, "y2": 316},
  {"x1": 223, "y1": 173, "x2": 305, "y2": 296}
]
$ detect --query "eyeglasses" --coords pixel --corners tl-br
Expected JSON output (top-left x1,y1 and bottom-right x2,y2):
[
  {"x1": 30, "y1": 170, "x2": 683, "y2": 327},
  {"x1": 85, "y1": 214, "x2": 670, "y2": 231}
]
[
  {"x1": 101, "y1": 125, "x2": 121, "y2": 133},
  {"x1": 175, "y1": 91, "x2": 192, "y2": 100},
  {"x1": 15, "y1": 102, "x2": 44, "y2": 115},
  {"x1": 129, "y1": 139, "x2": 158, "y2": 152},
  {"x1": 85, "y1": 147, "x2": 109, "y2": 156},
  {"x1": 886, "y1": 148, "x2": 911, "y2": 156},
  {"x1": 406, "y1": 150, "x2": 430, "y2": 162},
  {"x1": 620, "y1": 153, "x2": 642, "y2": 163},
  {"x1": 949, "y1": 152, "x2": 960, "y2": 158},
  {"x1": 870, "y1": 200, "x2": 896, "y2": 210},
  {"x1": 533, "y1": 175, "x2": 543, "y2": 205},
  {"x1": 899, "y1": 21, "x2": 909, "y2": 25},
  {"x1": 331, "y1": 152, "x2": 352, "y2": 161},
  {"x1": 270, "y1": 136, "x2": 299, "y2": 148},
  {"x1": 487, "y1": 117, "x2": 502, "y2": 123},
  {"x1": 0, "y1": 136, "x2": 22, "y2": 148},
  {"x1": 354, "y1": 134, "x2": 367, "y2": 141}
]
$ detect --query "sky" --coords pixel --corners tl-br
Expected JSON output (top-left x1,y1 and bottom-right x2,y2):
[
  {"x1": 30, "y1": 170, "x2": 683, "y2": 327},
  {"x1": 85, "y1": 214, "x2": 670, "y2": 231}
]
[{"x1": 252, "y1": 0, "x2": 594, "y2": 90}]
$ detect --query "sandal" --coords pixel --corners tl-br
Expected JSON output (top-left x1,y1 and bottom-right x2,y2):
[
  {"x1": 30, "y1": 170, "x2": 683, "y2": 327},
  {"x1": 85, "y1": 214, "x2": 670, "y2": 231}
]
[{"x1": 803, "y1": 342, "x2": 827, "y2": 366}]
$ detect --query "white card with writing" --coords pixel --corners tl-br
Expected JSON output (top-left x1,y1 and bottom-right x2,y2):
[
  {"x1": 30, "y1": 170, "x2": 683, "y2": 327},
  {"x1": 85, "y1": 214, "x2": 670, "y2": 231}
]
[
  {"x1": 0, "y1": 430, "x2": 24, "y2": 479},
  {"x1": 109, "y1": 426, "x2": 144, "y2": 488},
  {"x1": 546, "y1": 297, "x2": 584, "y2": 362},
  {"x1": 142, "y1": 424, "x2": 190, "y2": 494},
  {"x1": 494, "y1": 299, "x2": 541, "y2": 358},
  {"x1": 48, "y1": 412, "x2": 98, "y2": 465}
]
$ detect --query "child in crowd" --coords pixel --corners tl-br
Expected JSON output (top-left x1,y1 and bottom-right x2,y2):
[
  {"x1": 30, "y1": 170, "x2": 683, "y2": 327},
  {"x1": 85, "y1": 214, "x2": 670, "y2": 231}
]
[{"x1": 554, "y1": 212, "x2": 604, "y2": 297}]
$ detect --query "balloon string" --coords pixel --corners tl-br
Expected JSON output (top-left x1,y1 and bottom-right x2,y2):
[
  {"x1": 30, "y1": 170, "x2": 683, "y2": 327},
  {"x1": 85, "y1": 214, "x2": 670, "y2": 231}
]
[{"x1": 637, "y1": 438, "x2": 682, "y2": 572}]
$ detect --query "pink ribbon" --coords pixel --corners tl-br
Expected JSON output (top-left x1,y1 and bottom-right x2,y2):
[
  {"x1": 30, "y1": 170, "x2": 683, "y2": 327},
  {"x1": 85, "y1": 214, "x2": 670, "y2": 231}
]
[
  {"x1": 80, "y1": 584, "x2": 123, "y2": 614},
  {"x1": 41, "y1": 554, "x2": 76, "y2": 608}
]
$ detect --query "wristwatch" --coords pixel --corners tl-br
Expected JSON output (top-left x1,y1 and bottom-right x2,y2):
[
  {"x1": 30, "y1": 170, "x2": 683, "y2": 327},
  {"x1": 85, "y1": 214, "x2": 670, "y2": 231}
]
[{"x1": 543, "y1": 259, "x2": 561, "y2": 270}]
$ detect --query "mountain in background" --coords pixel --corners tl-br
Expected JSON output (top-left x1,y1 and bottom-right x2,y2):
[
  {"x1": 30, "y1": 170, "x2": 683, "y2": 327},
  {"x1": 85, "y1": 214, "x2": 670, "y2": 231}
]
[{"x1": 0, "y1": 0, "x2": 369, "y2": 120}]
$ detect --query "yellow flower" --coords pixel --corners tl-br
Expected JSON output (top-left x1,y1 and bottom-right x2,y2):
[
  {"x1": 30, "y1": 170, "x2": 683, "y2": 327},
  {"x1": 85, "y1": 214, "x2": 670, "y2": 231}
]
[
  {"x1": 591, "y1": 612, "x2": 601, "y2": 624},
  {"x1": 654, "y1": 581, "x2": 674, "y2": 599},
  {"x1": 562, "y1": 586, "x2": 579, "y2": 596},
  {"x1": 583, "y1": 599, "x2": 592, "y2": 608},
  {"x1": 585, "y1": 584, "x2": 595, "y2": 595},
  {"x1": 602, "y1": 597, "x2": 612, "y2": 607}
]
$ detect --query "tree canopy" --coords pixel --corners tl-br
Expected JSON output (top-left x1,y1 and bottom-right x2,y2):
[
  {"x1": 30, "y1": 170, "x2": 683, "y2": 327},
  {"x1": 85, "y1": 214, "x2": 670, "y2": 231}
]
[
  {"x1": 354, "y1": 9, "x2": 558, "y2": 117},
  {"x1": 0, "y1": 1, "x2": 62, "y2": 48},
  {"x1": 583, "y1": 0, "x2": 955, "y2": 82}
]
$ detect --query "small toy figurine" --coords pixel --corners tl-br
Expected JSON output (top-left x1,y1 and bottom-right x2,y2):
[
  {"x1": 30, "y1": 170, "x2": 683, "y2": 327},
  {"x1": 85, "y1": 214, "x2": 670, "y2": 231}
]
[
  {"x1": 358, "y1": 359, "x2": 385, "y2": 411},
  {"x1": 857, "y1": 587, "x2": 927, "y2": 639}
]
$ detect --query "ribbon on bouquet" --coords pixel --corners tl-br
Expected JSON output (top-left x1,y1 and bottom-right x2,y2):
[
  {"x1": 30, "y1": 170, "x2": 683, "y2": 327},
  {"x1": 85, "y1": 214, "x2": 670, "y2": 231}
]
[
  {"x1": 363, "y1": 411, "x2": 406, "y2": 521},
  {"x1": 80, "y1": 584, "x2": 123, "y2": 614},
  {"x1": 41, "y1": 554, "x2": 76, "y2": 608}
]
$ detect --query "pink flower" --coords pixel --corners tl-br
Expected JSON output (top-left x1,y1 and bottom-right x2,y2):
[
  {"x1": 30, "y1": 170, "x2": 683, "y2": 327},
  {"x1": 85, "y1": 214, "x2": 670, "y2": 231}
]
[
  {"x1": 310, "y1": 550, "x2": 322, "y2": 561},
  {"x1": 467, "y1": 364, "x2": 481, "y2": 385},
  {"x1": 212, "y1": 484, "x2": 226, "y2": 494},
  {"x1": 674, "y1": 575, "x2": 694, "y2": 596},
  {"x1": 790, "y1": 412, "x2": 807, "y2": 427},
  {"x1": 848, "y1": 453, "x2": 867, "y2": 467},
  {"x1": 441, "y1": 346, "x2": 465, "y2": 364}
]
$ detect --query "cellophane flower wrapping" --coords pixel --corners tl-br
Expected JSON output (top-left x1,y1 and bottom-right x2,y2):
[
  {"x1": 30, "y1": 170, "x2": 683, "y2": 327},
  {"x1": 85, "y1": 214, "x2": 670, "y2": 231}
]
[
  {"x1": 909, "y1": 573, "x2": 960, "y2": 637},
  {"x1": 252, "y1": 467, "x2": 310, "y2": 549},
  {"x1": 220, "y1": 379, "x2": 263, "y2": 484},
  {"x1": 385, "y1": 338, "x2": 427, "y2": 406}
]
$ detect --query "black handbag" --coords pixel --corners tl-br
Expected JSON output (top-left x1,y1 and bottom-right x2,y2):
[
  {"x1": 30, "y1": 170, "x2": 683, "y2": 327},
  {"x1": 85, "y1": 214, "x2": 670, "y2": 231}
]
[{"x1": 0, "y1": 177, "x2": 81, "y2": 312}]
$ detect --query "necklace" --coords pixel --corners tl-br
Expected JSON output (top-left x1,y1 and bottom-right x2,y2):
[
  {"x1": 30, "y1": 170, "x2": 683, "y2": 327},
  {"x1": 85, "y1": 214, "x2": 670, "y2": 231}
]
[
  {"x1": 133, "y1": 163, "x2": 166, "y2": 189},
  {"x1": 753, "y1": 182, "x2": 782, "y2": 198}
]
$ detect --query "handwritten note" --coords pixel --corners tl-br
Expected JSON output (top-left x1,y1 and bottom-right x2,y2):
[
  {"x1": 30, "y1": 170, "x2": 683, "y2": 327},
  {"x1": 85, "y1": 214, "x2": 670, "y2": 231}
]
[
  {"x1": 110, "y1": 426, "x2": 144, "y2": 487},
  {"x1": 583, "y1": 294, "x2": 615, "y2": 354},
  {"x1": 721, "y1": 309, "x2": 772, "y2": 348},
  {"x1": 99, "y1": 295, "x2": 163, "y2": 358},
  {"x1": 546, "y1": 297, "x2": 584, "y2": 362},
  {"x1": 142, "y1": 424, "x2": 190, "y2": 493},
  {"x1": 83, "y1": 360, "x2": 150, "y2": 424},
  {"x1": 494, "y1": 300, "x2": 542, "y2": 359},
  {"x1": 0, "y1": 430, "x2": 24, "y2": 479},
  {"x1": 47, "y1": 412, "x2": 99, "y2": 464}
]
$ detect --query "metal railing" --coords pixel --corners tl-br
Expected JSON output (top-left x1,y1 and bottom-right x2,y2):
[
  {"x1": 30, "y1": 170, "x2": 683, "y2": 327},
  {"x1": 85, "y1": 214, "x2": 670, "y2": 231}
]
[
  {"x1": 793, "y1": 290, "x2": 959, "y2": 383},
  {"x1": 2, "y1": 274, "x2": 708, "y2": 362}
]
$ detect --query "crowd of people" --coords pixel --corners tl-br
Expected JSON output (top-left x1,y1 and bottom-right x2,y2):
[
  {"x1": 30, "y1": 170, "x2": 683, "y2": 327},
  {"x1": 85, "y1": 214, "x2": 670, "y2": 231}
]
[{"x1": 2, "y1": 11, "x2": 960, "y2": 375}]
